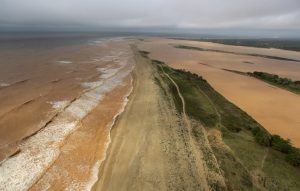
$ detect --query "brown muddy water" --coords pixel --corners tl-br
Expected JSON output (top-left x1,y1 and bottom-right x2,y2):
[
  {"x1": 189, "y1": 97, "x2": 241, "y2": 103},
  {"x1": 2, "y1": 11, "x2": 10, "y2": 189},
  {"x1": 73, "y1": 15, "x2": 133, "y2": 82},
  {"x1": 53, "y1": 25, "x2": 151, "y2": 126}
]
[
  {"x1": 139, "y1": 38, "x2": 300, "y2": 147},
  {"x1": 0, "y1": 34, "x2": 135, "y2": 190}
]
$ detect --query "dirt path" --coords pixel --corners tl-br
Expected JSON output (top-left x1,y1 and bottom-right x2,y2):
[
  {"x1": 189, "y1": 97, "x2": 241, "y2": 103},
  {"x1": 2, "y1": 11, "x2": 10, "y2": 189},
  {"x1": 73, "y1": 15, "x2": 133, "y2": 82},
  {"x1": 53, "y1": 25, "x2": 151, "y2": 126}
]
[
  {"x1": 260, "y1": 148, "x2": 269, "y2": 170},
  {"x1": 160, "y1": 67, "x2": 188, "y2": 124},
  {"x1": 160, "y1": 66, "x2": 211, "y2": 190},
  {"x1": 92, "y1": 46, "x2": 221, "y2": 191}
]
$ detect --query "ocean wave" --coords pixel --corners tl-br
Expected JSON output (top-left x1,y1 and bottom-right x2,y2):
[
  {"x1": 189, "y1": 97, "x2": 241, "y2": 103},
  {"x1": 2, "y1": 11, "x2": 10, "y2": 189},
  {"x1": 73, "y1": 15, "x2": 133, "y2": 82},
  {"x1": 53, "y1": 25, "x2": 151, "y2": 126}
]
[{"x1": 0, "y1": 58, "x2": 134, "y2": 190}]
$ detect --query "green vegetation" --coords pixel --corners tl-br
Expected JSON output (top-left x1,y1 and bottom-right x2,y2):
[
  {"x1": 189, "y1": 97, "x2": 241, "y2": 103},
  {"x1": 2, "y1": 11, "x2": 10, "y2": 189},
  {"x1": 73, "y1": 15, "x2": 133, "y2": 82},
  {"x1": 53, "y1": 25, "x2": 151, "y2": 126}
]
[
  {"x1": 252, "y1": 126, "x2": 272, "y2": 146},
  {"x1": 199, "y1": 38, "x2": 300, "y2": 52},
  {"x1": 223, "y1": 69, "x2": 300, "y2": 94},
  {"x1": 248, "y1": 71, "x2": 300, "y2": 94},
  {"x1": 152, "y1": 59, "x2": 300, "y2": 166},
  {"x1": 175, "y1": 44, "x2": 300, "y2": 62},
  {"x1": 271, "y1": 135, "x2": 294, "y2": 154},
  {"x1": 287, "y1": 149, "x2": 300, "y2": 167},
  {"x1": 271, "y1": 135, "x2": 300, "y2": 167},
  {"x1": 152, "y1": 60, "x2": 184, "y2": 113},
  {"x1": 154, "y1": 61, "x2": 299, "y2": 170},
  {"x1": 173, "y1": 38, "x2": 300, "y2": 52},
  {"x1": 154, "y1": 61, "x2": 265, "y2": 133},
  {"x1": 222, "y1": 68, "x2": 248, "y2": 76},
  {"x1": 138, "y1": 49, "x2": 300, "y2": 189}
]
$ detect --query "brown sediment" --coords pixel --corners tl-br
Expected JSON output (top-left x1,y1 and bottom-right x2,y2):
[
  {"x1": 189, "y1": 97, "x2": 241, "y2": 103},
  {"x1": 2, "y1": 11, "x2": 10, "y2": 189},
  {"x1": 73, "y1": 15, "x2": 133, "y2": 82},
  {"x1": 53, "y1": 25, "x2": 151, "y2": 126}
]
[
  {"x1": 0, "y1": 40, "x2": 132, "y2": 163},
  {"x1": 0, "y1": 98, "x2": 36, "y2": 120},
  {"x1": 30, "y1": 76, "x2": 133, "y2": 191},
  {"x1": 0, "y1": 79, "x2": 29, "y2": 90},
  {"x1": 139, "y1": 38, "x2": 300, "y2": 147},
  {"x1": 0, "y1": 39, "x2": 136, "y2": 190}
]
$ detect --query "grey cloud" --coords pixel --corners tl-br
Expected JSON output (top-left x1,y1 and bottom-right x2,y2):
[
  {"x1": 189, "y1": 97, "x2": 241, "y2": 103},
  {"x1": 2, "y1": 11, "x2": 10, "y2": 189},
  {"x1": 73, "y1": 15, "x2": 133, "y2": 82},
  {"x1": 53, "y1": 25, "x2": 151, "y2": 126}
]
[{"x1": 0, "y1": 0, "x2": 300, "y2": 32}]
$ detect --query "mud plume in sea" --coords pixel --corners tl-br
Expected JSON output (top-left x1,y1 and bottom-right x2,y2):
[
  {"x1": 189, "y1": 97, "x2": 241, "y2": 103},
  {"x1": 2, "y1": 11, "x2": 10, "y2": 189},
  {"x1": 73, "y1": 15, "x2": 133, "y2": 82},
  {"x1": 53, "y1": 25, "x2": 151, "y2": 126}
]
[{"x1": 0, "y1": 36, "x2": 135, "y2": 190}]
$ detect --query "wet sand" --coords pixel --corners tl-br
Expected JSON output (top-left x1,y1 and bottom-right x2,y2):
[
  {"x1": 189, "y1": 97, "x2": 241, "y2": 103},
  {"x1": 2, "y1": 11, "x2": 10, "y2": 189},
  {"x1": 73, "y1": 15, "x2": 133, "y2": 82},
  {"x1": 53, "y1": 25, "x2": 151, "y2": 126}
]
[
  {"x1": 139, "y1": 38, "x2": 300, "y2": 147},
  {"x1": 0, "y1": 38, "x2": 134, "y2": 190}
]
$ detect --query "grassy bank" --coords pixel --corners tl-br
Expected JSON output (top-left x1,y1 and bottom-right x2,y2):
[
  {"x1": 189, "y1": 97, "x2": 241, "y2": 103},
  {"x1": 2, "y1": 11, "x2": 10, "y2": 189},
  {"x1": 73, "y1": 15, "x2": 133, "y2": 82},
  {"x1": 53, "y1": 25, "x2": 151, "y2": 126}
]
[
  {"x1": 200, "y1": 39, "x2": 300, "y2": 52},
  {"x1": 248, "y1": 71, "x2": 300, "y2": 94},
  {"x1": 175, "y1": 45, "x2": 300, "y2": 62},
  {"x1": 224, "y1": 69, "x2": 300, "y2": 95},
  {"x1": 172, "y1": 38, "x2": 300, "y2": 52},
  {"x1": 146, "y1": 54, "x2": 300, "y2": 190}
]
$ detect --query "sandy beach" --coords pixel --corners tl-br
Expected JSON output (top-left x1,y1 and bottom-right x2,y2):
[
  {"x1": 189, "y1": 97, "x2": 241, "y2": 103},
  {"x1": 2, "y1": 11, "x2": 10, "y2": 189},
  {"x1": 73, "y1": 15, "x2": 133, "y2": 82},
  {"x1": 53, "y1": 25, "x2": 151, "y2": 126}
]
[
  {"x1": 93, "y1": 46, "x2": 226, "y2": 191},
  {"x1": 139, "y1": 38, "x2": 300, "y2": 147}
]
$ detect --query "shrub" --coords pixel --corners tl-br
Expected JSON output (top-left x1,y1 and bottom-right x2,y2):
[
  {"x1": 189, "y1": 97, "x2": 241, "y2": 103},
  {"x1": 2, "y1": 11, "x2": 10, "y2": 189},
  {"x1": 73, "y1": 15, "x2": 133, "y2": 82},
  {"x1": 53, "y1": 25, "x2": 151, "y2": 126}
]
[
  {"x1": 271, "y1": 135, "x2": 293, "y2": 154},
  {"x1": 252, "y1": 126, "x2": 271, "y2": 146},
  {"x1": 286, "y1": 148, "x2": 300, "y2": 167}
]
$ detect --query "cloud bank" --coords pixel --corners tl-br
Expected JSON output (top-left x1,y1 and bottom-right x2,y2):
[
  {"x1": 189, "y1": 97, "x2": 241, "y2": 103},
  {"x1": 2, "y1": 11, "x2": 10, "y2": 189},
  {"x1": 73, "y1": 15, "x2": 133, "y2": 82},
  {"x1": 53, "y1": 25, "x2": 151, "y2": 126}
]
[{"x1": 1, "y1": 0, "x2": 300, "y2": 34}]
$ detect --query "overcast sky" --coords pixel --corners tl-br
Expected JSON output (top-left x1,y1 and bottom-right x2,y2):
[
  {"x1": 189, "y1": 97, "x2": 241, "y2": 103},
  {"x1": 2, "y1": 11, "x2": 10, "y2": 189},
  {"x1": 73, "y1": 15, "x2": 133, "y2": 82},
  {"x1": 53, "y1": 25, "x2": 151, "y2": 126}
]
[{"x1": 1, "y1": 0, "x2": 300, "y2": 37}]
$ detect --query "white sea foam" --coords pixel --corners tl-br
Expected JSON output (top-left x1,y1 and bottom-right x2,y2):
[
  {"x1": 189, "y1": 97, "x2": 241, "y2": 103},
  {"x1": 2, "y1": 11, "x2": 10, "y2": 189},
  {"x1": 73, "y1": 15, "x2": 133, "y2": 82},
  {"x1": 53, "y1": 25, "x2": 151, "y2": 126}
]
[
  {"x1": 82, "y1": 62, "x2": 123, "y2": 89},
  {"x1": 81, "y1": 81, "x2": 103, "y2": 89},
  {"x1": 48, "y1": 101, "x2": 69, "y2": 110},
  {"x1": 99, "y1": 56, "x2": 116, "y2": 62},
  {"x1": 0, "y1": 82, "x2": 10, "y2": 87},
  {"x1": 0, "y1": 54, "x2": 134, "y2": 190},
  {"x1": 84, "y1": 76, "x2": 134, "y2": 191},
  {"x1": 90, "y1": 37, "x2": 127, "y2": 46},
  {"x1": 83, "y1": 160, "x2": 101, "y2": 191},
  {"x1": 57, "y1": 61, "x2": 72, "y2": 64},
  {"x1": 100, "y1": 68, "x2": 120, "y2": 79}
]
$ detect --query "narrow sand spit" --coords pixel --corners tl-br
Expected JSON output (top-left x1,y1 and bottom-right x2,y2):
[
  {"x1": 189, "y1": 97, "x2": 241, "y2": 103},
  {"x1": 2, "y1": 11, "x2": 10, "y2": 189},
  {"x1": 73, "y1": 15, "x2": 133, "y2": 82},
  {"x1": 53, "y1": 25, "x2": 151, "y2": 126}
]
[
  {"x1": 0, "y1": 39, "x2": 134, "y2": 190},
  {"x1": 139, "y1": 38, "x2": 300, "y2": 147},
  {"x1": 93, "y1": 46, "x2": 226, "y2": 191}
]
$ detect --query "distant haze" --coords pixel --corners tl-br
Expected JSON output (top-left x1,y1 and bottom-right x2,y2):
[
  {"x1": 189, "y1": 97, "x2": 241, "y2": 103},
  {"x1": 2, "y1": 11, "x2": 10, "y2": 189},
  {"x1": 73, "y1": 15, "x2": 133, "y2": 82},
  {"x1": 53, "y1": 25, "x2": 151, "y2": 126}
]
[{"x1": 1, "y1": 0, "x2": 300, "y2": 38}]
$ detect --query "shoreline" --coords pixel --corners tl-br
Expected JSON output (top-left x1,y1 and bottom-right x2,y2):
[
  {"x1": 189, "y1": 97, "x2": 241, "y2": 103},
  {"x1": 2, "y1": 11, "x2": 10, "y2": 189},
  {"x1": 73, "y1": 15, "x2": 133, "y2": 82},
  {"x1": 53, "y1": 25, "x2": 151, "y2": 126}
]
[
  {"x1": 0, "y1": 39, "x2": 135, "y2": 190},
  {"x1": 89, "y1": 75, "x2": 134, "y2": 191}
]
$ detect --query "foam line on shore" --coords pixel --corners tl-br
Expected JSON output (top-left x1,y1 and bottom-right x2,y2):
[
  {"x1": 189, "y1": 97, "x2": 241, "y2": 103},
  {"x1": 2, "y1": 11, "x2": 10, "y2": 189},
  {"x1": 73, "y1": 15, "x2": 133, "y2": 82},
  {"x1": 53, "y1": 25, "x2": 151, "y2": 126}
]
[
  {"x1": 0, "y1": 55, "x2": 133, "y2": 191},
  {"x1": 86, "y1": 75, "x2": 134, "y2": 191}
]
